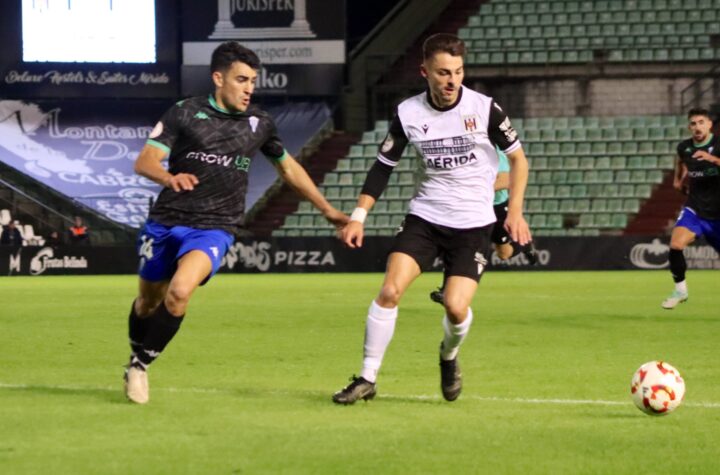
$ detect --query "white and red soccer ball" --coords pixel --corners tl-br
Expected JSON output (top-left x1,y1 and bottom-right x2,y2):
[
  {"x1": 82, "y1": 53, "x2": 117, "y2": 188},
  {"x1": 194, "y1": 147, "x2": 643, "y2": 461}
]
[{"x1": 631, "y1": 361, "x2": 685, "y2": 415}]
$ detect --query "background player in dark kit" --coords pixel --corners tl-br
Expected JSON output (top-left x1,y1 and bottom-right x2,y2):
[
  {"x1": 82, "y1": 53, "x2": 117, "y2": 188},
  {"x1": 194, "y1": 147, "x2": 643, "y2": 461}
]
[{"x1": 662, "y1": 108, "x2": 720, "y2": 309}]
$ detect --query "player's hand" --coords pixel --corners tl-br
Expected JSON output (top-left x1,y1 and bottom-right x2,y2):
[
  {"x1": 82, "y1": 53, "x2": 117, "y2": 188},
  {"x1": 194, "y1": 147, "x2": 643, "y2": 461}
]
[
  {"x1": 166, "y1": 173, "x2": 199, "y2": 192},
  {"x1": 342, "y1": 221, "x2": 365, "y2": 248},
  {"x1": 504, "y1": 210, "x2": 531, "y2": 246},
  {"x1": 692, "y1": 150, "x2": 720, "y2": 164},
  {"x1": 323, "y1": 207, "x2": 350, "y2": 228}
]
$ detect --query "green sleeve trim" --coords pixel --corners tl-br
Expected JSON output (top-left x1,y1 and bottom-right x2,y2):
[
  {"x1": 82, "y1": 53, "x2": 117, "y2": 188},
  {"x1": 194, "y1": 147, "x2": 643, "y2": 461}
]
[
  {"x1": 147, "y1": 139, "x2": 171, "y2": 154},
  {"x1": 269, "y1": 149, "x2": 288, "y2": 163}
]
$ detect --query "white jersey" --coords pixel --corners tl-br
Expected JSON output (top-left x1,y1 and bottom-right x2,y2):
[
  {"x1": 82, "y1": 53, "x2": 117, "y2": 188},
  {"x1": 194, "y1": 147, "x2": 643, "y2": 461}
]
[{"x1": 376, "y1": 86, "x2": 521, "y2": 229}]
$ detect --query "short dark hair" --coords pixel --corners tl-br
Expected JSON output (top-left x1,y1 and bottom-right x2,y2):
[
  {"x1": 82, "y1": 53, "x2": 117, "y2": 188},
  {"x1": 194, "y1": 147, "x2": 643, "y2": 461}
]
[
  {"x1": 687, "y1": 107, "x2": 712, "y2": 120},
  {"x1": 211, "y1": 41, "x2": 261, "y2": 73},
  {"x1": 422, "y1": 33, "x2": 465, "y2": 60}
]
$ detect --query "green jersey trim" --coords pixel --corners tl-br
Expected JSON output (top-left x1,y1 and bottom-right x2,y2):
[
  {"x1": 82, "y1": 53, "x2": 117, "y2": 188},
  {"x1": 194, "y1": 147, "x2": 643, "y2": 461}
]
[
  {"x1": 692, "y1": 134, "x2": 714, "y2": 148},
  {"x1": 208, "y1": 94, "x2": 245, "y2": 115},
  {"x1": 269, "y1": 149, "x2": 288, "y2": 163},
  {"x1": 147, "y1": 139, "x2": 171, "y2": 154}
]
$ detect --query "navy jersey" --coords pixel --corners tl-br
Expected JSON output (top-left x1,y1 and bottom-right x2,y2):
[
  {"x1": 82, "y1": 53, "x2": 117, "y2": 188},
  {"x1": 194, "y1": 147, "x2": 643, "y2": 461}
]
[
  {"x1": 146, "y1": 95, "x2": 285, "y2": 234},
  {"x1": 677, "y1": 135, "x2": 720, "y2": 220}
]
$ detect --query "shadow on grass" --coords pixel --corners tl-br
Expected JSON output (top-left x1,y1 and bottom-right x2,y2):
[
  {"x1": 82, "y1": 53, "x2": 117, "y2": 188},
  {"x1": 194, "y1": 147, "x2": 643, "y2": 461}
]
[{"x1": 1, "y1": 384, "x2": 126, "y2": 404}]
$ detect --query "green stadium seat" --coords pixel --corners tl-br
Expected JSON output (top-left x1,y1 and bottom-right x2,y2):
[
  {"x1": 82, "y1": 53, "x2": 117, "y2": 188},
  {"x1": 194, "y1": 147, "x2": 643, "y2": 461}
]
[
  {"x1": 548, "y1": 157, "x2": 564, "y2": 169},
  {"x1": 348, "y1": 145, "x2": 364, "y2": 157},
  {"x1": 584, "y1": 170, "x2": 599, "y2": 183},
  {"x1": 578, "y1": 214, "x2": 594, "y2": 228},
  {"x1": 635, "y1": 184, "x2": 652, "y2": 198},
  {"x1": 592, "y1": 199, "x2": 608, "y2": 213},
  {"x1": 567, "y1": 170, "x2": 584, "y2": 183},
  {"x1": 338, "y1": 173, "x2": 353, "y2": 186},
  {"x1": 299, "y1": 215, "x2": 314, "y2": 227},
  {"x1": 531, "y1": 156, "x2": 548, "y2": 169},
  {"x1": 556, "y1": 185, "x2": 571, "y2": 198},
  {"x1": 571, "y1": 128, "x2": 587, "y2": 140},
  {"x1": 525, "y1": 185, "x2": 540, "y2": 198},
  {"x1": 341, "y1": 187, "x2": 356, "y2": 199},
  {"x1": 540, "y1": 185, "x2": 556, "y2": 198},
  {"x1": 361, "y1": 131, "x2": 376, "y2": 143},
  {"x1": 593, "y1": 214, "x2": 610, "y2": 228},
  {"x1": 547, "y1": 214, "x2": 563, "y2": 229},
  {"x1": 647, "y1": 170, "x2": 664, "y2": 183},
  {"x1": 579, "y1": 157, "x2": 595, "y2": 169},
  {"x1": 627, "y1": 156, "x2": 643, "y2": 169},
  {"x1": 619, "y1": 184, "x2": 635, "y2": 197},
  {"x1": 607, "y1": 199, "x2": 622, "y2": 212},
  {"x1": 623, "y1": 199, "x2": 640, "y2": 213},
  {"x1": 531, "y1": 214, "x2": 547, "y2": 228},
  {"x1": 603, "y1": 184, "x2": 619, "y2": 197},
  {"x1": 527, "y1": 199, "x2": 543, "y2": 213},
  {"x1": 610, "y1": 156, "x2": 627, "y2": 169},
  {"x1": 552, "y1": 171, "x2": 568, "y2": 184},
  {"x1": 642, "y1": 156, "x2": 659, "y2": 168},
  {"x1": 610, "y1": 213, "x2": 628, "y2": 228},
  {"x1": 541, "y1": 199, "x2": 559, "y2": 213},
  {"x1": 560, "y1": 200, "x2": 575, "y2": 213},
  {"x1": 658, "y1": 156, "x2": 675, "y2": 169},
  {"x1": 571, "y1": 184, "x2": 588, "y2": 197},
  {"x1": 537, "y1": 171, "x2": 553, "y2": 184},
  {"x1": 564, "y1": 157, "x2": 580, "y2": 169},
  {"x1": 630, "y1": 170, "x2": 647, "y2": 183},
  {"x1": 596, "y1": 157, "x2": 611, "y2": 170},
  {"x1": 323, "y1": 173, "x2": 338, "y2": 185},
  {"x1": 575, "y1": 199, "x2": 591, "y2": 212},
  {"x1": 600, "y1": 128, "x2": 616, "y2": 141}
]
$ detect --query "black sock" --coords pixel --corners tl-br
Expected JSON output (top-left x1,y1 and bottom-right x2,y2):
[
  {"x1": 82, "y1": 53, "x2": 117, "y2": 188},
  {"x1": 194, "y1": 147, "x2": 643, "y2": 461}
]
[
  {"x1": 669, "y1": 249, "x2": 687, "y2": 283},
  {"x1": 135, "y1": 302, "x2": 184, "y2": 368},
  {"x1": 128, "y1": 301, "x2": 151, "y2": 357}
]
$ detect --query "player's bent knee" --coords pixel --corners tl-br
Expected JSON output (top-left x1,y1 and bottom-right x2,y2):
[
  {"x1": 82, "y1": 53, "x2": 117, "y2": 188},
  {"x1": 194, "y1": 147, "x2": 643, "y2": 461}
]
[
  {"x1": 165, "y1": 285, "x2": 194, "y2": 314},
  {"x1": 377, "y1": 284, "x2": 402, "y2": 307},
  {"x1": 444, "y1": 303, "x2": 469, "y2": 324}
]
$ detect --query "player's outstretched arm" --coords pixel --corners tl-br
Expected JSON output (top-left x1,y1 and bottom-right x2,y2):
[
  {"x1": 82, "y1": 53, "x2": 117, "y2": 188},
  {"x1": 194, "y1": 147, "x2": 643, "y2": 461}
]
[
  {"x1": 505, "y1": 147, "x2": 532, "y2": 245},
  {"x1": 342, "y1": 194, "x2": 375, "y2": 249},
  {"x1": 134, "y1": 143, "x2": 198, "y2": 192},
  {"x1": 275, "y1": 154, "x2": 349, "y2": 229}
]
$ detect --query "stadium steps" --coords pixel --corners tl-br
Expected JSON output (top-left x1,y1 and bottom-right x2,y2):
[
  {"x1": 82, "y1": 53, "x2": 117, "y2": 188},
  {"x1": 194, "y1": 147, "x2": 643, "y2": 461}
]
[
  {"x1": 624, "y1": 171, "x2": 685, "y2": 235},
  {"x1": 0, "y1": 161, "x2": 135, "y2": 244},
  {"x1": 245, "y1": 131, "x2": 361, "y2": 237},
  {"x1": 460, "y1": 0, "x2": 720, "y2": 67},
  {"x1": 381, "y1": 0, "x2": 489, "y2": 85}
]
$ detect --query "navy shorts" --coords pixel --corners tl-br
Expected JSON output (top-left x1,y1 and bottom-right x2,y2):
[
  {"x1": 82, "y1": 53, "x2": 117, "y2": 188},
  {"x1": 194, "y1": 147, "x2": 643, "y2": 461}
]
[
  {"x1": 675, "y1": 207, "x2": 720, "y2": 252},
  {"x1": 137, "y1": 220, "x2": 234, "y2": 283}
]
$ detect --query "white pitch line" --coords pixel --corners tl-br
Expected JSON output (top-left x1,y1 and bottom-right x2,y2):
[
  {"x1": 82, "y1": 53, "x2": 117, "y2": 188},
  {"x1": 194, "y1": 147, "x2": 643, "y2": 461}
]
[{"x1": 2, "y1": 382, "x2": 719, "y2": 409}]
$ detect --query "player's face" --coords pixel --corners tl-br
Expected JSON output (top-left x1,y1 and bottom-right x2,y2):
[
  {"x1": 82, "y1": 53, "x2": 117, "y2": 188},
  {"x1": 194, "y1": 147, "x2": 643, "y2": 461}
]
[
  {"x1": 212, "y1": 61, "x2": 258, "y2": 113},
  {"x1": 421, "y1": 52, "x2": 464, "y2": 108},
  {"x1": 688, "y1": 115, "x2": 713, "y2": 143}
]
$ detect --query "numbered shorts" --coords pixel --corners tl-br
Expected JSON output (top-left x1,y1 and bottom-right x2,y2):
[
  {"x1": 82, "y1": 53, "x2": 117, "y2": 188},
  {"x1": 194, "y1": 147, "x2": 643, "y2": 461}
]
[
  {"x1": 137, "y1": 220, "x2": 234, "y2": 284},
  {"x1": 492, "y1": 200, "x2": 511, "y2": 246},
  {"x1": 390, "y1": 214, "x2": 492, "y2": 281},
  {"x1": 675, "y1": 207, "x2": 720, "y2": 252}
]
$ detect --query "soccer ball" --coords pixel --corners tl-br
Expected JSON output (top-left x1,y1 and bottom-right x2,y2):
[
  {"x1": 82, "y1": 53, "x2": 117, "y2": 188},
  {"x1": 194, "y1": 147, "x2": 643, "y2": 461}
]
[{"x1": 630, "y1": 361, "x2": 685, "y2": 415}]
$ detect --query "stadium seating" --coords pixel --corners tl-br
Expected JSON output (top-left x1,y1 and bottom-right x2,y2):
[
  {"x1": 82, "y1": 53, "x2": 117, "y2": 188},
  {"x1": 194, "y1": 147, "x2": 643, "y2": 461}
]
[
  {"x1": 459, "y1": 0, "x2": 720, "y2": 66},
  {"x1": 272, "y1": 115, "x2": 681, "y2": 237}
]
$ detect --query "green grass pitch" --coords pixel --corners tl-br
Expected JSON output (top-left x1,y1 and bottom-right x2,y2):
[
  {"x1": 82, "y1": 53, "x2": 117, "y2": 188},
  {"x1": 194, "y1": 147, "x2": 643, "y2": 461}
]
[{"x1": 1, "y1": 271, "x2": 719, "y2": 474}]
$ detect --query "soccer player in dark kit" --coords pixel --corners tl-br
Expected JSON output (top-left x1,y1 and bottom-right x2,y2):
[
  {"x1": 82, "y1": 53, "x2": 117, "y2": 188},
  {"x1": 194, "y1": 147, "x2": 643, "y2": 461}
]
[
  {"x1": 662, "y1": 108, "x2": 720, "y2": 309},
  {"x1": 123, "y1": 41, "x2": 348, "y2": 403}
]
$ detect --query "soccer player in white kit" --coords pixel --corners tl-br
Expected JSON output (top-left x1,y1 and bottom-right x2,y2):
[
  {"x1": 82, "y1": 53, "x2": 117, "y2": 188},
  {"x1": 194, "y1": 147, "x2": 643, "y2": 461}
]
[{"x1": 333, "y1": 33, "x2": 532, "y2": 404}]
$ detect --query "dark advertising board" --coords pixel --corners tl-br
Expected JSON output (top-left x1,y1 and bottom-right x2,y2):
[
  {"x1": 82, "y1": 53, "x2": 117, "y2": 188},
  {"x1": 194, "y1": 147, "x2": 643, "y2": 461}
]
[
  {"x1": 180, "y1": 0, "x2": 345, "y2": 97},
  {"x1": 2, "y1": 237, "x2": 718, "y2": 276},
  {"x1": 0, "y1": 0, "x2": 179, "y2": 99}
]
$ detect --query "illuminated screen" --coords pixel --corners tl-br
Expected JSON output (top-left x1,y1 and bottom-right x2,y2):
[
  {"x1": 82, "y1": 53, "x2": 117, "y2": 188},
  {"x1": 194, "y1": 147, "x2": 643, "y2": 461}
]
[{"x1": 22, "y1": 0, "x2": 156, "y2": 63}]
